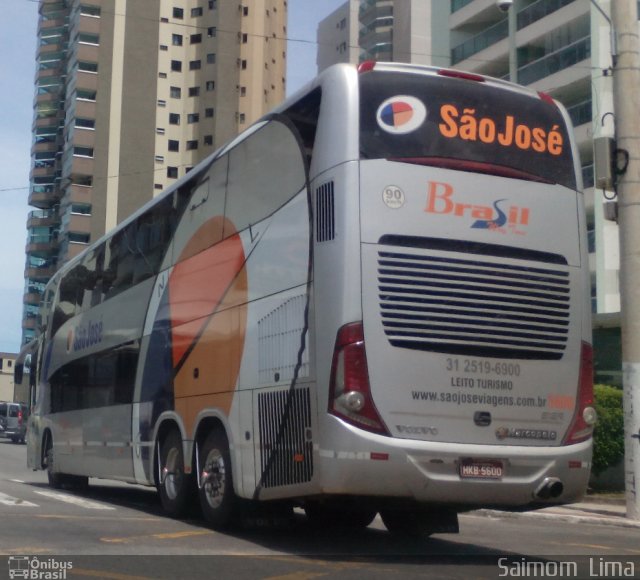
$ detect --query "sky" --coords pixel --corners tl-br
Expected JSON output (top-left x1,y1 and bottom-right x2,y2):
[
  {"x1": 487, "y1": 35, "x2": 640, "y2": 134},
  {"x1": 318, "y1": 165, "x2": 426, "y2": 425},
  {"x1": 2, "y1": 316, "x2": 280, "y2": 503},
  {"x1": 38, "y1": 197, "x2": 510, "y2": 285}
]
[{"x1": 0, "y1": 0, "x2": 345, "y2": 354}]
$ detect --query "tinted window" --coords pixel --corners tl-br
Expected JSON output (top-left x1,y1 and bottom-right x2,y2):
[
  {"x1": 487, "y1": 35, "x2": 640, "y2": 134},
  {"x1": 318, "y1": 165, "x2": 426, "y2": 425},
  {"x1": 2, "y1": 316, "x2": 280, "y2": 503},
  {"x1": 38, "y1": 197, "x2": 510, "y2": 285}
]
[
  {"x1": 49, "y1": 342, "x2": 139, "y2": 412},
  {"x1": 225, "y1": 119, "x2": 307, "y2": 235},
  {"x1": 359, "y1": 71, "x2": 576, "y2": 189}
]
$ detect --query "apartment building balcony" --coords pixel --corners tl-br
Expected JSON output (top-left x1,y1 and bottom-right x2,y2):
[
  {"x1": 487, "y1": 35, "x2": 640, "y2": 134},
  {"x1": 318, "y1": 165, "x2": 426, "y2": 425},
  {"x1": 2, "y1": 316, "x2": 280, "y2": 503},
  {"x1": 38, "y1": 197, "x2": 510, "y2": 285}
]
[
  {"x1": 451, "y1": 18, "x2": 508, "y2": 65},
  {"x1": 517, "y1": 0, "x2": 578, "y2": 31},
  {"x1": 28, "y1": 187, "x2": 61, "y2": 209},
  {"x1": 27, "y1": 208, "x2": 60, "y2": 230},
  {"x1": 518, "y1": 36, "x2": 590, "y2": 86},
  {"x1": 25, "y1": 264, "x2": 57, "y2": 281},
  {"x1": 22, "y1": 317, "x2": 37, "y2": 332},
  {"x1": 25, "y1": 233, "x2": 59, "y2": 256},
  {"x1": 360, "y1": 27, "x2": 393, "y2": 52},
  {"x1": 23, "y1": 291, "x2": 44, "y2": 307}
]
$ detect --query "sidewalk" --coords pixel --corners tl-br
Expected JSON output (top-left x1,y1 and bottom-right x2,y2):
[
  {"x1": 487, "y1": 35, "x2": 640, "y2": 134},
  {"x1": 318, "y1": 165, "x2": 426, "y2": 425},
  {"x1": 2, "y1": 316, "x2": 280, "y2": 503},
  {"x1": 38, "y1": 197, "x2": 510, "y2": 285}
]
[{"x1": 475, "y1": 495, "x2": 640, "y2": 529}]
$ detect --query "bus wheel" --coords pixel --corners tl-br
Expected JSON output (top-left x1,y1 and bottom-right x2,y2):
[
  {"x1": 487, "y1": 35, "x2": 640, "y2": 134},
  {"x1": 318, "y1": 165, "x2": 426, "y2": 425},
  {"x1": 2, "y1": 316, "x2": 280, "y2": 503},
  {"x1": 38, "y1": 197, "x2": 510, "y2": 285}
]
[
  {"x1": 44, "y1": 437, "x2": 63, "y2": 490},
  {"x1": 304, "y1": 501, "x2": 377, "y2": 529},
  {"x1": 158, "y1": 430, "x2": 192, "y2": 518},
  {"x1": 198, "y1": 429, "x2": 237, "y2": 529},
  {"x1": 44, "y1": 437, "x2": 89, "y2": 491}
]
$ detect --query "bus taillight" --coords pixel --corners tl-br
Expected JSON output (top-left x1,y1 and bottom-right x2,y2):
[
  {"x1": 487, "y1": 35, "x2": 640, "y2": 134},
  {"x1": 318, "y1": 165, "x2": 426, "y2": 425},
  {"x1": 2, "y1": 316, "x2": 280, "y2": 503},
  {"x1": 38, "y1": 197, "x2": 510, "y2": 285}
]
[
  {"x1": 328, "y1": 322, "x2": 390, "y2": 436},
  {"x1": 563, "y1": 342, "x2": 597, "y2": 445}
]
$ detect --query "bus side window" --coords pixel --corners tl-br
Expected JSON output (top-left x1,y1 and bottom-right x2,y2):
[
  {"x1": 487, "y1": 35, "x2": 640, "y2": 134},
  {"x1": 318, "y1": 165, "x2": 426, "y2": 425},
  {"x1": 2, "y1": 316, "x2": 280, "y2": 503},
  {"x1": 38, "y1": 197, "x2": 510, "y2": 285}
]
[{"x1": 225, "y1": 119, "x2": 307, "y2": 236}]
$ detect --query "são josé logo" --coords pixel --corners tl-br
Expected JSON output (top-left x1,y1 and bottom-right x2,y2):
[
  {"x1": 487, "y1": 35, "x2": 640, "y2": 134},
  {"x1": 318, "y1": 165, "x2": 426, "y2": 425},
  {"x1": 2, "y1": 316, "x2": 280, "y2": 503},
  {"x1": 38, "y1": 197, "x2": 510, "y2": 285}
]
[{"x1": 376, "y1": 95, "x2": 427, "y2": 134}]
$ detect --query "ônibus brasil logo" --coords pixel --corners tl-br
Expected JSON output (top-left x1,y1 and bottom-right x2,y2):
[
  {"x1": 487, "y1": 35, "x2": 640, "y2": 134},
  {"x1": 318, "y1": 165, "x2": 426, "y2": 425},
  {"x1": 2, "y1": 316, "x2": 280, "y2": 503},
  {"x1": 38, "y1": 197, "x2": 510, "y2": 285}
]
[
  {"x1": 8, "y1": 556, "x2": 73, "y2": 580},
  {"x1": 424, "y1": 180, "x2": 530, "y2": 234}
]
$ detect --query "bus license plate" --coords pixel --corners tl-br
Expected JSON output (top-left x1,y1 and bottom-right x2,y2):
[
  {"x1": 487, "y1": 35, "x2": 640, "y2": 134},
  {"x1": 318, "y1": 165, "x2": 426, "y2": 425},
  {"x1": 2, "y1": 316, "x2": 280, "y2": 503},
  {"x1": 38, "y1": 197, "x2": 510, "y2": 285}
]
[{"x1": 459, "y1": 459, "x2": 504, "y2": 480}]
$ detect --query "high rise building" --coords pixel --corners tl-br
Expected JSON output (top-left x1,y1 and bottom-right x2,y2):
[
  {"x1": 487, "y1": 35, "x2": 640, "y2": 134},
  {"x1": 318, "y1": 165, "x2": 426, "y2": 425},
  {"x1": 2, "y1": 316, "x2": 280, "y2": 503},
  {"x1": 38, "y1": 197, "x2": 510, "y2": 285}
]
[
  {"x1": 23, "y1": 0, "x2": 287, "y2": 344},
  {"x1": 316, "y1": 0, "x2": 449, "y2": 73}
]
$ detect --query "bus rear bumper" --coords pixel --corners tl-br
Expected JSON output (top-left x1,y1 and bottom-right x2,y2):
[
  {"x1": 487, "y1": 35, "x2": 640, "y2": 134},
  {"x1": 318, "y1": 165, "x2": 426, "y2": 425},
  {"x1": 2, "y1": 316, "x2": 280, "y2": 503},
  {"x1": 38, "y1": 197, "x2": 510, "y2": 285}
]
[{"x1": 315, "y1": 436, "x2": 592, "y2": 509}]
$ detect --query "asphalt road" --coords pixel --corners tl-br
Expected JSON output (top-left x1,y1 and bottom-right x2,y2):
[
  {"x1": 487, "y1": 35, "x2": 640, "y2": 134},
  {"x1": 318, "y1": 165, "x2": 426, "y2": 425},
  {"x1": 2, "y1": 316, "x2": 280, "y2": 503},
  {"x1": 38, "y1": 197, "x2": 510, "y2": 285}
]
[{"x1": 1, "y1": 438, "x2": 639, "y2": 580}]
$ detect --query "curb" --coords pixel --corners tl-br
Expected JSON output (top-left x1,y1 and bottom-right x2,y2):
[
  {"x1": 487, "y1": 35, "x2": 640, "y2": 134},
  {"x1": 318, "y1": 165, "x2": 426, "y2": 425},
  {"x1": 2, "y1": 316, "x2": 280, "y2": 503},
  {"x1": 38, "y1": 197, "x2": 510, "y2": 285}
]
[{"x1": 471, "y1": 508, "x2": 640, "y2": 530}]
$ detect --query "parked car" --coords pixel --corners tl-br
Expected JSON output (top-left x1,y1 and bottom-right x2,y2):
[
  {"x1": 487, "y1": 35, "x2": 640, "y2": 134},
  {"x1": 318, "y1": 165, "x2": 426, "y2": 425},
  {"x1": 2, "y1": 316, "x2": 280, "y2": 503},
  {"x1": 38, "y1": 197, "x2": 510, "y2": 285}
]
[{"x1": 0, "y1": 401, "x2": 29, "y2": 444}]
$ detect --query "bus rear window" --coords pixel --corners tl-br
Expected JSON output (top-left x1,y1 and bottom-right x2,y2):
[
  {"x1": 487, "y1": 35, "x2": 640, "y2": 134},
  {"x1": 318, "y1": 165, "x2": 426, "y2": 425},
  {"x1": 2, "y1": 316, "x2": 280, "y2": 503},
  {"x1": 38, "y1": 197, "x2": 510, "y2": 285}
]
[{"x1": 359, "y1": 71, "x2": 577, "y2": 190}]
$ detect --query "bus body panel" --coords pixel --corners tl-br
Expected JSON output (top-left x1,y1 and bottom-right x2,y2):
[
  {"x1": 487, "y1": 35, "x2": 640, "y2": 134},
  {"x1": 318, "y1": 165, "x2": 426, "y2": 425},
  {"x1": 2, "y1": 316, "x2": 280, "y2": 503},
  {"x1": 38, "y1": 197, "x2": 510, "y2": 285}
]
[{"x1": 358, "y1": 161, "x2": 584, "y2": 447}]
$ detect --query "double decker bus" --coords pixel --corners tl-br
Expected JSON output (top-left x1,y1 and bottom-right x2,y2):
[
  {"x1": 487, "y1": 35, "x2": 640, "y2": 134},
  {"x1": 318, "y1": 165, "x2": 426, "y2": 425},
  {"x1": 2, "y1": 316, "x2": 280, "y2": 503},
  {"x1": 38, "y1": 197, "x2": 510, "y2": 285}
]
[{"x1": 26, "y1": 62, "x2": 594, "y2": 535}]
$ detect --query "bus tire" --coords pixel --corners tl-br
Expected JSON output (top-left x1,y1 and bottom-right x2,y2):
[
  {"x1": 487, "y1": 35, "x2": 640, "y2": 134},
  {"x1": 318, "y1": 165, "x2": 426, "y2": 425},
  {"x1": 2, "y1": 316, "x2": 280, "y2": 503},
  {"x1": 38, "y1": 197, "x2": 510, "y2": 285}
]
[
  {"x1": 44, "y1": 438, "x2": 64, "y2": 490},
  {"x1": 198, "y1": 429, "x2": 238, "y2": 529},
  {"x1": 158, "y1": 429, "x2": 193, "y2": 518}
]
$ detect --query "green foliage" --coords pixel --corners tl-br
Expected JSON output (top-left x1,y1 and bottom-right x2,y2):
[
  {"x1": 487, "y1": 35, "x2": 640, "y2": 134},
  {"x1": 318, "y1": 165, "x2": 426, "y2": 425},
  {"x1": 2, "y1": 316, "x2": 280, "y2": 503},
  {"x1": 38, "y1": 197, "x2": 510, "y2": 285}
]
[{"x1": 591, "y1": 384, "x2": 624, "y2": 476}]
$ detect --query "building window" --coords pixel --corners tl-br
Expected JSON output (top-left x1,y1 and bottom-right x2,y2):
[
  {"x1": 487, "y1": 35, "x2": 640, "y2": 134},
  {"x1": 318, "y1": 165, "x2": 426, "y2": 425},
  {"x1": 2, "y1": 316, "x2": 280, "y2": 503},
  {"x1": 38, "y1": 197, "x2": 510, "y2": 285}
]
[
  {"x1": 78, "y1": 33, "x2": 100, "y2": 45},
  {"x1": 157, "y1": 128, "x2": 166, "y2": 134},
  {"x1": 160, "y1": 44, "x2": 168, "y2": 51},
  {"x1": 206, "y1": 81, "x2": 215, "y2": 91},
  {"x1": 241, "y1": 60, "x2": 247, "y2": 70},
  {"x1": 172, "y1": 7, "x2": 184, "y2": 19},
  {"x1": 73, "y1": 146, "x2": 94, "y2": 157},
  {"x1": 159, "y1": 72, "x2": 167, "y2": 78},
  {"x1": 69, "y1": 232, "x2": 90, "y2": 244},
  {"x1": 80, "y1": 5, "x2": 101, "y2": 17},
  {"x1": 204, "y1": 134, "x2": 213, "y2": 145},
  {"x1": 168, "y1": 140, "x2": 179, "y2": 152},
  {"x1": 239, "y1": 113, "x2": 246, "y2": 124},
  {"x1": 240, "y1": 86, "x2": 246, "y2": 96},
  {"x1": 186, "y1": 140, "x2": 198, "y2": 150},
  {"x1": 75, "y1": 118, "x2": 95, "y2": 129},
  {"x1": 188, "y1": 113, "x2": 199, "y2": 124},
  {"x1": 190, "y1": 33, "x2": 202, "y2": 44},
  {"x1": 242, "y1": 33, "x2": 248, "y2": 44},
  {"x1": 209, "y1": 0, "x2": 217, "y2": 8},
  {"x1": 205, "y1": 108, "x2": 214, "y2": 118},
  {"x1": 167, "y1": 166, "x2": 178, "y2": 178},
  {"x1": 78, "y1": 61, "x2": 98, "y2": 73},
  {"x1": 170, "y1": 86, "x2": 182, "y2": 98},
  {"x1": 208, "y1": 26, "x2": 216, "y2": 37},
  {"x1": 154, "y1": 183, "x2": 164, "y2": 190},
  {"x1": 169, "y1": 113, "x2": 180, "y2": 125},
  {"x1": 189, "y1": 60, "x2": 201, "y2": 70},
  {"x1": 158, "y1": 99, "x2": 167, "y2": 107},
  {"x1": 191, "y1": 7, "x2": 203, "y2": 17},
  {"x1": 188, "y1": 86, "x2": 200, "y2": 97},
  {"x1": 207, "y1": 53, "x2": 216, "y2": 64},
  {"x1": 172, "y1": 34, "x2": 183, "y2": 46},
  {"x1": 171, "y1": 60, "x2": 182, "y2": 72},
  {"x1": 155, "y1": 155, "x2": 165, "y2": 163},
  {"x1": 242, "y1": 6, "x2": 249, "y2": 16}
]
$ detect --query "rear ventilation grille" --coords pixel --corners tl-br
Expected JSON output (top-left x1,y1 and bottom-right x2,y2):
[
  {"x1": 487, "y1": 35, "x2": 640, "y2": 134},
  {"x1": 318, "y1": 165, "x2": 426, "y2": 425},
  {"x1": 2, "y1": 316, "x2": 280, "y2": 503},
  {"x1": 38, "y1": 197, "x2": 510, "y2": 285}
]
[
  {"x1": 378, "y1": 243, "x2": 571, "y2": 360},
  {"x1": 258, "y1": 387, "x2": 313, "y2": 488},
  {"x1": 316, "y1": 181, "x2": 335, "y2": 242}
]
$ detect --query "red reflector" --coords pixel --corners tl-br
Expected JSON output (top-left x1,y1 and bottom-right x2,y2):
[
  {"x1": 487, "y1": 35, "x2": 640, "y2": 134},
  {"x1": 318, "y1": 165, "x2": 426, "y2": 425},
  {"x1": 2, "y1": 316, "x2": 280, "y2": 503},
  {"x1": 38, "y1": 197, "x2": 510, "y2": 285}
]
[
  {"x1": 293, "y1": 454, "x2": 304, "y2": 463},
  {"x1": 358, "y1": 60, "x2": 376, "y2": 73},
  {"x1": 538, "y1": 91, "x2": 556, "y2": 106},
  {"x1": 370, "y1": 452, "x2": 389, "y2": 461},
  {"x1": 568, "y1": 461, "x2": 583, "y2": 469},
  {"x1": 438, "y1": 69, "x2": 485, "y2": 82}
]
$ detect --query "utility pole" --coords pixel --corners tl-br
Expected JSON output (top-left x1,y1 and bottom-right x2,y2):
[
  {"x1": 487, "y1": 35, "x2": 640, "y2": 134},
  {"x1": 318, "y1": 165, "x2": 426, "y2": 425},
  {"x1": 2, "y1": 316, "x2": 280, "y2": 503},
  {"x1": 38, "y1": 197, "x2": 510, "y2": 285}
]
[{"x1": 611, "y1": 0, "x2": 640, "y2": 520}]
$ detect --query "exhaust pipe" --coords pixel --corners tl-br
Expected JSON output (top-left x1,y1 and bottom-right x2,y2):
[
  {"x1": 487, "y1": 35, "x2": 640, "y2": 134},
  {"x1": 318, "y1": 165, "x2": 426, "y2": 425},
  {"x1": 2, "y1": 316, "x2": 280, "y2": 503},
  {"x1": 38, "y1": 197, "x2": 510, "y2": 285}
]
[{"x1": 534, "y1": 477, "x2": 564, "y2": 500}]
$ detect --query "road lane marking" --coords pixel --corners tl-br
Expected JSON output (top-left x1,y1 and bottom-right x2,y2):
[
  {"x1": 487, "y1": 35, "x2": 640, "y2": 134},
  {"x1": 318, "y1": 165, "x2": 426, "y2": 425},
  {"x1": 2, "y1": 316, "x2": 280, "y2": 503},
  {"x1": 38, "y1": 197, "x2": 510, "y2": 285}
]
[
  {"x1": 565, "y1": 542, "x2": 613, "y2": 551},
  {"x1": 101, "y1": 529, "x2": 214, "y2": 543},
  {"x1": 0, "y1": 491, "x2": 38, "y2": 507},
  {"x1": 33, "y1": 490, "x2": 115, "y2": 510}
]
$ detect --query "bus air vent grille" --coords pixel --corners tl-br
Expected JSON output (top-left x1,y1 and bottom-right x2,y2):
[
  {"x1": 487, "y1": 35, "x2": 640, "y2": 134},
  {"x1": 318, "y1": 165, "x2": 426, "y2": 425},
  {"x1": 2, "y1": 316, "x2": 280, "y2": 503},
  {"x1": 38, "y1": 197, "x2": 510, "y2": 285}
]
[
  {"x1": 377, "y1": 247, "x2": 570, "y2": 360},
  {"x1": 258, "y1": 387, "x2": 313, "y2": 487},
  {"x1": 316, "y1": 181, "x2": 335, "y2": 242}
]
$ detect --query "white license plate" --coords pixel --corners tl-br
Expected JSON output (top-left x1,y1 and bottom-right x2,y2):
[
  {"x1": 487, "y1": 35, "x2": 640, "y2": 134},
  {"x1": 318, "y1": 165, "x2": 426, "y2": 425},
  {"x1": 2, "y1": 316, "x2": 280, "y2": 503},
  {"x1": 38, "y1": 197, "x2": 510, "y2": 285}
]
[{"x1": 459, "y1": 459, "x2": 504, "y2": 480}]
